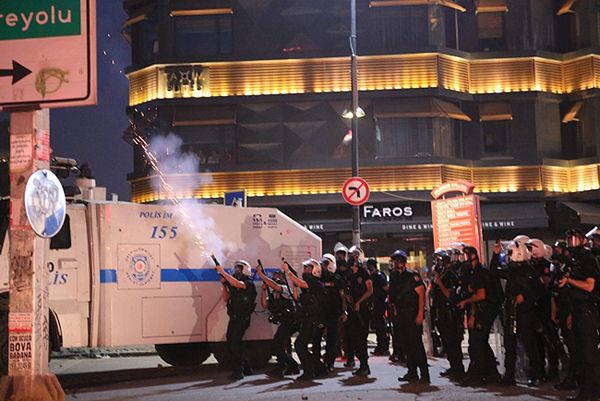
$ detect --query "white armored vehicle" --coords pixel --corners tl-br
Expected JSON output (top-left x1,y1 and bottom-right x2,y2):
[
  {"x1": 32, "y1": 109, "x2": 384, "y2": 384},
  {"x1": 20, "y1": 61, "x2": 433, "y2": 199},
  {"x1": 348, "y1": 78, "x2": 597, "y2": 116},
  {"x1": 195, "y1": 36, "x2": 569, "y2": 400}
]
[{"x1": 0, "y1": 178, "x2": 321, "y2": 372}]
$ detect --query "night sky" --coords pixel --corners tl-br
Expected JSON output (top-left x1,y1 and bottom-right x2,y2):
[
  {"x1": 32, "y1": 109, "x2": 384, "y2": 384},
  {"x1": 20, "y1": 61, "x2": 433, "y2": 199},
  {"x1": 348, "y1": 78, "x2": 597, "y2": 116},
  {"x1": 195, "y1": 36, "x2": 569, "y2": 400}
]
[{"x1": 52, "y1": 0, "x2": 131, "y2": 200}]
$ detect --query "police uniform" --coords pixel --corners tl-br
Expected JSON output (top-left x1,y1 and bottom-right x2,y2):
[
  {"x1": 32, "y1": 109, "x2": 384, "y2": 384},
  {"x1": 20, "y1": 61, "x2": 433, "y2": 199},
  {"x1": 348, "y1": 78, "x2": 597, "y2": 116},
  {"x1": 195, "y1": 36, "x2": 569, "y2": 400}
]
[
  {"x1": 565, "y1": 246, "x2": 600, "y2": 400},
  {"x1": 552, "y1": 257, "x2": 579, "y2": 390},
  {"x1": 501, "y1": 260, "x2": 545, "y2": 385},
  {"x1": 389, "y1": 268, "x2": 429, "y2": 381},
  {"x1": 370, "y1": 268, "x2": 390, "y2": 354},
  {"x1": 295, "y1": 274, "x2": 326, "y2": 380},
  {"x1": 313, "y1": 269, "x2": 345, "y2": 370},
  {"x1": 531, "y1": 257, "x2": 562, "y2": 381},
  {"x1": 431, "y1": 265, "x2": 464, "y2": 376},
  {"x1": 226, "y1": 274, "x2": 256, "y2": 378},
  {"x1": 347, "y1": 265, "x2": 373, "y2": 374},
  {"x1": 266, "y1": 281, "x2": 299, "y2": 376},
  {"x1": 463, "y1": 262, "x2": 501, "y2": 382},
  {"x1": 388, "y1": 268, "x2": 407, "y2": 363}
]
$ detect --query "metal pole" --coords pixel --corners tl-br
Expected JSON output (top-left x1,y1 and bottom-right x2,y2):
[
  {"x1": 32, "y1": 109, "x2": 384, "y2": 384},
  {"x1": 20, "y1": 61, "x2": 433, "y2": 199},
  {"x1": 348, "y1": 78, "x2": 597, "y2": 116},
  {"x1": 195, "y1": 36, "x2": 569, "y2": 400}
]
[{"x1": 350, "y1": 0, "x2": 360, "y2": 247}]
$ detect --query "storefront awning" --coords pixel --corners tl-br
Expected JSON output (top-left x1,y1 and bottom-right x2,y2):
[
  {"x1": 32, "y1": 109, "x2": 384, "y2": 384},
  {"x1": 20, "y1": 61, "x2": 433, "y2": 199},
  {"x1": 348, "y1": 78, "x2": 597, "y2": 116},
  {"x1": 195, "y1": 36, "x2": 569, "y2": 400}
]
[
  {"x1": 369, "y1": 0, "x2": 466, "y2": 12},
  {"x1": 562, "y1": 202, "x2": 600, "y2": 225},
  {"x1": 172, "y1": 106, "x2": 236, "y2": 126},
  {"x1": 300, "y1": 202, "x2": 548, "y2": 234},
  {"x1": 562, "y1": 101, "x2": 583, "y2": 123},
  {"x1": 374, "y1": 98, "x2": 471, "y2": 121},
  {"x1": 480, "y1": 202, "x2": 548, "y2": 230},
  {"x1": 557, "y1": 0, "x2": 576, "y2": 16},
  {"x1": 170, "y1": 0, "x2": 233, "y2": 17},
  {"x1": 475, "y1": 0, "x2": 508, "y2": 13},
  {"x1": 479, "y1": 102, "x2": 512, "y2": 121}
]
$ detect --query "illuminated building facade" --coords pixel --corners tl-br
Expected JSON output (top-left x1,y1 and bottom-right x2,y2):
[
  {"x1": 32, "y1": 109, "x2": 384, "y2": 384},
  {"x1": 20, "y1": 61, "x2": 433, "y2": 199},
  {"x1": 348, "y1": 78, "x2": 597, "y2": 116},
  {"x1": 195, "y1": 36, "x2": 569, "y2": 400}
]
[{"x1": 124, "y1": 0, "x2": 600, "y2": 264}]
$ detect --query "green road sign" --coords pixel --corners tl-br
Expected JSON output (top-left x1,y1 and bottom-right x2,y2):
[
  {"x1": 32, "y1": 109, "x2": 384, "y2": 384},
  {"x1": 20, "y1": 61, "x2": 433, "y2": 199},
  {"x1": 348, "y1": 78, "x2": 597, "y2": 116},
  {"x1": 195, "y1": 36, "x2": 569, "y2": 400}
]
[{"x1": 0, "y1": 0, "x2": 81, "y2": 41}]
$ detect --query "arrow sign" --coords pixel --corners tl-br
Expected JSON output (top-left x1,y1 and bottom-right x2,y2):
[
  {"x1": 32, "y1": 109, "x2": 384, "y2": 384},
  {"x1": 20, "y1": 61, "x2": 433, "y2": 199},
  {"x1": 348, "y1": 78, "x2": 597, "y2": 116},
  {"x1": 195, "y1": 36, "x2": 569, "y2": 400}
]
[
  {"x1": 342, "y1": 177, "x2": 371, "y2": 206},
  {"x1": 0, "y1": 61, "x2": 32, "y2": 85}
]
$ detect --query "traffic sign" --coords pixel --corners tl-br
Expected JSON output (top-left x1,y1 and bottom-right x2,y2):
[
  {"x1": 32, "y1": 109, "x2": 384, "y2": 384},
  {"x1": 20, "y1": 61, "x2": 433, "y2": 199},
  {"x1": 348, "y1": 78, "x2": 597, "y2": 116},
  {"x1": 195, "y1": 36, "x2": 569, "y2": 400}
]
[
  {"x1": 0, "y1": 0, "x2": 97, "y2": 109},
  {"x1": 342, "y1": 177, "x2": 371, "y2": 206},
  {"x1": 224, "y1": 190, "x2": 247, "y2": 207}
]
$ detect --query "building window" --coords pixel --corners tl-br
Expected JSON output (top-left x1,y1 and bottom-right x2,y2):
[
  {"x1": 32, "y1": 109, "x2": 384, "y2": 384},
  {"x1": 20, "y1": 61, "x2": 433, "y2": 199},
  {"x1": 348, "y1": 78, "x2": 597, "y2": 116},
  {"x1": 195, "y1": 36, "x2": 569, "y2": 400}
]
[
  {"x1": 174, "y1": 14, "x2": 233, "y2": 57},
  {"x1": 477, "y1": 12, "x2": 505, "y2": 50},
  {"x1": 369, "y1": 6, "x2": 429, "y2": 51},
  {"x1": 481, "y1": 120, "x2": 509, "y2": 155},
  {"x1": 375, "y1": 118, "x2": 433, "y2": 158}
]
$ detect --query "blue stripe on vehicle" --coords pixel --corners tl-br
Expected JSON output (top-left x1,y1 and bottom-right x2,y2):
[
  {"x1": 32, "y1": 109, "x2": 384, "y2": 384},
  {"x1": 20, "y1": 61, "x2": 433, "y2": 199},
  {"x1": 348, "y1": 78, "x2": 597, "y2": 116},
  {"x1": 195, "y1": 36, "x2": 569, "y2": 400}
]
[
  {"x1": 99, "y1": 268, "x2": 281, "y2": 284},
  {"x1": 100, "y1": 269, "x2": 117, "y2": 283}
]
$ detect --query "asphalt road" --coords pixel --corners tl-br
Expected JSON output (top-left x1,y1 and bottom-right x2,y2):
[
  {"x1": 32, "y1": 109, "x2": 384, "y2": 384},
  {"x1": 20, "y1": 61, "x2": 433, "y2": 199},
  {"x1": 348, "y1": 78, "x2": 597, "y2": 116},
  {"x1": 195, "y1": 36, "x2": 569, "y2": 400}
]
[{"x1": 52, "y1": 353, "x2": 568, "y2": 401}]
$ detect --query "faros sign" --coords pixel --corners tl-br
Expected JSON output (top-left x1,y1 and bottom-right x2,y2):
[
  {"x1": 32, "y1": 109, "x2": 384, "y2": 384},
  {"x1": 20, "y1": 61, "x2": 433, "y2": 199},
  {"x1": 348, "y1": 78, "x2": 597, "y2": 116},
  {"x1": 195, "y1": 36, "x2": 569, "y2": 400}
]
[{"x1": 363, "y1": 204, "x2": 413, "y2": 219}]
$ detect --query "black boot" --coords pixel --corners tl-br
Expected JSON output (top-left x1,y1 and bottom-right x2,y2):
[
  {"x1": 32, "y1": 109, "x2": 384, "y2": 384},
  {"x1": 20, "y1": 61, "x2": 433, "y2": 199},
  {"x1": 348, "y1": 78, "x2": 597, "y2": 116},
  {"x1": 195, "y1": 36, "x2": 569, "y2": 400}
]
[
  {"x1": 352, "y1": 365, "x2": 371, "y2": 376},
  {"x1": 398, "y1": 371, "x2": 419, "y2": 382}
]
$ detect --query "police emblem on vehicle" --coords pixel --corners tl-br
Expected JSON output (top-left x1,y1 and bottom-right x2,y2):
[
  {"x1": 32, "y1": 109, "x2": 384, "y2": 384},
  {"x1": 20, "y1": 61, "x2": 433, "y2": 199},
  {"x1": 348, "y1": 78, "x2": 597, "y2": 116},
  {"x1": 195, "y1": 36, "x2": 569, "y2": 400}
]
[{"x1": 118, "y1": 245, "x2": 161, "y2": 289}]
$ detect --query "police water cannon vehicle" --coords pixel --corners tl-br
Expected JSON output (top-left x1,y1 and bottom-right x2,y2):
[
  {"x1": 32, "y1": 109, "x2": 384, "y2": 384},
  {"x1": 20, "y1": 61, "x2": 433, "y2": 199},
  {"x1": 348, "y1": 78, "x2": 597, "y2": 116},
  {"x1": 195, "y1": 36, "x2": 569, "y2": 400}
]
[{"x1": 0, "y1": 167, "x2": 321, "y2": 373}]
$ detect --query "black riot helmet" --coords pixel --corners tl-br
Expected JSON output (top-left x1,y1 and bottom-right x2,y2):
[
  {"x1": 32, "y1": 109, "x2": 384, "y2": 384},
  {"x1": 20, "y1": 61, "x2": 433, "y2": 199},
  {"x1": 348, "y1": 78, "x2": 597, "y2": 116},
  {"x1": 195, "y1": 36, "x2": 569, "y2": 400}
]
[{"x1": 565, "y1": 228, "x2": 586, "y2": 249}]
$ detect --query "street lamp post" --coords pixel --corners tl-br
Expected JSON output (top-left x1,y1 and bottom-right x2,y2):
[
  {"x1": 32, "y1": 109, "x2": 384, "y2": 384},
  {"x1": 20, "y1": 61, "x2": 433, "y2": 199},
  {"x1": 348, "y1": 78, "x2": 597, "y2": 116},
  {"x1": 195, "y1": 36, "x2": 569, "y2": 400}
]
[{"x1": 350, "y1": 0, "x2": 360, "y2": 247}]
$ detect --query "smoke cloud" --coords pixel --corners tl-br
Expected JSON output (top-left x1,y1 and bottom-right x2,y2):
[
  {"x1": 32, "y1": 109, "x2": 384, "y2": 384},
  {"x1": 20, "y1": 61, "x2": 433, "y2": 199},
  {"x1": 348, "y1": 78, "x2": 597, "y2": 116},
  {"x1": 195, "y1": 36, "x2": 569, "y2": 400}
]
[{"x1": 148, "y1": 133, "x2": 235, "y2": 261}]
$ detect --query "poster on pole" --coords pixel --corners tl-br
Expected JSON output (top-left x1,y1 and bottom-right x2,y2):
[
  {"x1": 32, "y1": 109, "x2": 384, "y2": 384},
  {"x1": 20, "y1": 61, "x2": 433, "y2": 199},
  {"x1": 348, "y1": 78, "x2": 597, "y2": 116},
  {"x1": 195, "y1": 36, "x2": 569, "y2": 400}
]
[{"x1": 431, "y1": 188, "x2": 484, "y2": 258}]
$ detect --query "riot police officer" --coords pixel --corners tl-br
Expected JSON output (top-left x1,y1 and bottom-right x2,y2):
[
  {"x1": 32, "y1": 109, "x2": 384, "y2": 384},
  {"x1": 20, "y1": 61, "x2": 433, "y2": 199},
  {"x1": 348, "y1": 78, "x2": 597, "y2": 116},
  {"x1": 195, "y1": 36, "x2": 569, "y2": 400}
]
[
  {"x1": 215, "y1": 259, "x2": 257, "y2": 381},
  {"x1": 389, "y1": 250, "x2": 430, "y2": 383},
  {"x1": 559, "y1": 229, "x2": 600, "y2": 401},
  {"x1": 285, "y1": 258, "x2": 326, "y2": 381},
  {"x1": 257, "y1": 265, "x2": 299, "y2": 377},
  {"x1": 313, "y1": 253, "x2": 347, "y2": 372},
  {"x1": 499, "y1": 240, "x2": 545, "y2": 387},
  {"x1": 366, "y1": 258, "x2": 390, "y2": 356},
  {"x1": 528, "y1": 238, "x2": 563, "y2": 382},
  {"x1": 346, "y1": 248, "x2": 373, "y2": 376},
  {"x1": 551, "y1": 240, "x2": 579, "y2": 391},
  {"x1": 457, "y1": 246, "x2": 502, "y2": 385},
  {"x1": 430, "y1": 249, "x2": 464, "y2": 379}
]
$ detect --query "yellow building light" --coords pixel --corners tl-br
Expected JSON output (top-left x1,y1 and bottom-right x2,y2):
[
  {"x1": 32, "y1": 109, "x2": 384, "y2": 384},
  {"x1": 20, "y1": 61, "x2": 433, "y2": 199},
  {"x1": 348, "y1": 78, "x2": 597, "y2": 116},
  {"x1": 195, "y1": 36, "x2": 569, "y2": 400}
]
[{"x1": 128, "y1": 53, "x2": 600, "y2": 106}]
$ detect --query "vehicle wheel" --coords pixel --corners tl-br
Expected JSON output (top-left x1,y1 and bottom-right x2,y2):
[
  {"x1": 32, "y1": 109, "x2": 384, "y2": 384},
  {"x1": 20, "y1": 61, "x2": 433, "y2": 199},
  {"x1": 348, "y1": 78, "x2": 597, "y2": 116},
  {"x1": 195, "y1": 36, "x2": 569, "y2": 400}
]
[
  {"x1": 155, "y1": 343, "x2": 211, "y2": 367},
  {"x1": 211, "y1": 340, "x2": 273, "y2": 370},
  {"x1": 0, "y1": 309, "x2": 7, "y2": 375}
]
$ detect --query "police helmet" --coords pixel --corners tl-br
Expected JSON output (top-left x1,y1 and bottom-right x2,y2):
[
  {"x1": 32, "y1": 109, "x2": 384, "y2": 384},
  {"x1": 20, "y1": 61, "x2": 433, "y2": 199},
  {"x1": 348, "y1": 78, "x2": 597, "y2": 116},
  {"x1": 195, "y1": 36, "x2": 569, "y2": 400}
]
[
  {"x1": 390, "y1": 249, "x2": 408, "y2": 262},
  {"x1": 565, "y1": 228, "x2": 586, "y2": 248},
  {"x1": 433, "y1": 248, "x2": 451, "y2": 264},
  {"x1": 234, "y1": 260, "x2": 252, "y2": 277},
  {"x1": 543, "y1": 244, "x2": 553, "y2": 261},
  {"x1": 512, "y1": 235, "x2": 531, "y2": 246},
  {"x1": 507, "y1": 241, "x2": 531, "y2": 263},
  {"x1": 333, "y1": 242, "x2": 349, "y2": 255},
  {"x1": 366, "y1": 257, "x2": 378, "y2": 269},
  {"x1": 303, "y1": 258, "x2": 322, "y2": 278},
  {"x1": 320, "y1": 253, "x2": 337, "y2": 273},
  {"x1": 348, "y1": 245, "x2": 365, "y2": 262},
  {"x1": 463, "y1": 246, "x2": 478, "y2": 260},
  {"x1": 527, "y1": 238, "x2": 546, "y2": 259}
]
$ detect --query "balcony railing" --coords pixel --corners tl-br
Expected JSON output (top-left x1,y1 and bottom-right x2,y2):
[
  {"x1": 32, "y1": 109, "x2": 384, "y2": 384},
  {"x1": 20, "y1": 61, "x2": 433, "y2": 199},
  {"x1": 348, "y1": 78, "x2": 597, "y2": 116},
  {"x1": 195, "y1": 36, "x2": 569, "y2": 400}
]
[{"x1": 128, "y1": 52, "x2": 600, "y2": 106}]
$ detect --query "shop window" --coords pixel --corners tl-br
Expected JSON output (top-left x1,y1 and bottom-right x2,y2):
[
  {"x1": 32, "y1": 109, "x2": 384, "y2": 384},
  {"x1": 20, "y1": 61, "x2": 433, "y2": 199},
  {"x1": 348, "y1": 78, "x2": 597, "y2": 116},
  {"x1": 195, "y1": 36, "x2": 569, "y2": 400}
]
[{"x1": 175, "y1": 14, "x2": 233, "y2": 57}]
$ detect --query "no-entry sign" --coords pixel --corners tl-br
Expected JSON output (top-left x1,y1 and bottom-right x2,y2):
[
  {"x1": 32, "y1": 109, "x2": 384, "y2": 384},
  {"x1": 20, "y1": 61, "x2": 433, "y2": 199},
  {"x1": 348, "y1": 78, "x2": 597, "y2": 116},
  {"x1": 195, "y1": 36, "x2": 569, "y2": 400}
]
[
  {"x1": 0, "y1": 0, "x2": 96, "y2": 109},
  {"x1": 342, "y1": 177, "x2": 371, "y2": 206}
]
